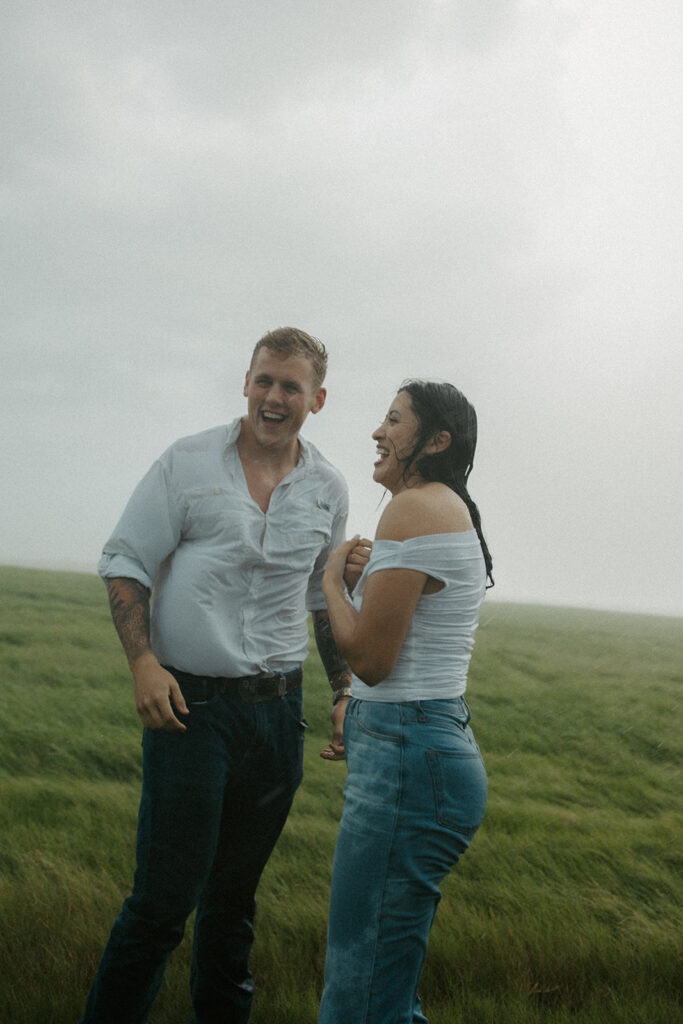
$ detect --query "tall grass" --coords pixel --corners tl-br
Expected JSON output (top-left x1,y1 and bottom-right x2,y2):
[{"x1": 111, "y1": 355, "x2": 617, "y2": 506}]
[{"x1": 0, "y1": 566, "x2": 680, "y2": 1023}]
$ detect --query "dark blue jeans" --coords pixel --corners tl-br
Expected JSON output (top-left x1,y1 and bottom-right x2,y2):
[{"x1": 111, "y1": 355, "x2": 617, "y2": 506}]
[{"x1": 80, "y1": 679, "x2": 306, "y2": 1024}]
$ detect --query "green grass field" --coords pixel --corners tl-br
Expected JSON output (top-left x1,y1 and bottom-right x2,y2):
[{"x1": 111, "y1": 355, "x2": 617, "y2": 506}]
[{"x1": 0, "y1": 565, "x2": 680, "y2": 1023}]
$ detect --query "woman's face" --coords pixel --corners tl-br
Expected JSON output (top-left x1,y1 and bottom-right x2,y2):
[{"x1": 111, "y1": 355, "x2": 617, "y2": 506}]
[{"x1": 371, "y1": 390, "x2": 422, "y2": 494}]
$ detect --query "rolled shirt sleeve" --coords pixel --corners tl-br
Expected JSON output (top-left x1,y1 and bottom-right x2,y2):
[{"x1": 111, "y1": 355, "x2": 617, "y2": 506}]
[
  {"x1": 305, "y1": 498, "x2": 348, "y2": 611},
  {"x1": 98, "y1": 458, "x2": 184, "y2": 591}
]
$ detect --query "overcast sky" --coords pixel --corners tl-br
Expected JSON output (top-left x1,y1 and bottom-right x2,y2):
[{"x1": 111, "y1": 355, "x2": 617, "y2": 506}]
[{"x1": 2, "y1": 0, "x2": 681, "y2": 617}]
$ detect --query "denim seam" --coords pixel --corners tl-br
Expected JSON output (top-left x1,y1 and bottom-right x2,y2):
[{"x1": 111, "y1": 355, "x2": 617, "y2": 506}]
[
  {"x1": 364, "y1": 738, "x2": 405, "y2": 1022},
  {"x1": 350, "y1": 696, "x2": 403, "y2": 745},
  {"x1": 352, "y1": 702, "x2": 401, "y2": 743},
  {"x1": 279, "y1": 688, "x2": 307, "y2": 729}
]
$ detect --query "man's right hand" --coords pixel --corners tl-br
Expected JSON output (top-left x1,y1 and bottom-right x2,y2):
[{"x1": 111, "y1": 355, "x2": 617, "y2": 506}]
[{"x1": 130, "y1": 653, "x2": 190, "y2": 732}]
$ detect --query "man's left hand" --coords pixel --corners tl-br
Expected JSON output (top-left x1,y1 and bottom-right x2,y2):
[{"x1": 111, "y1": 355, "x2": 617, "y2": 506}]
[{"x1": 320, "y1": 698, "x2": 349, "y2": 761}]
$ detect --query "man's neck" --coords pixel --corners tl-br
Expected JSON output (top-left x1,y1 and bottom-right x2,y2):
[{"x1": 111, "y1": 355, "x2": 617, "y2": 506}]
[
  {"x1": 236, "y1": 418, "x2": 301, "y2": 512},
  {"x1": 236, "y1": 417, "x2": 301, "y2": 471}
]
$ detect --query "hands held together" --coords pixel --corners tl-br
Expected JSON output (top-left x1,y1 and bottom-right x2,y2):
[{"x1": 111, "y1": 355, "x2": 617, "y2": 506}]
[
  {"x1": 327, "y1": 535, "x2": 372, "y2": 595},
  {"x1": 319, "y1": 535, "x2": 372, "y2": 761}
]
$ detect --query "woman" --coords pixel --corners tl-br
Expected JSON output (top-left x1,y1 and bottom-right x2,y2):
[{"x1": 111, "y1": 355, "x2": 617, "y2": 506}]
[{"x1": 318, "y1": 380, "x2": 493, "y2": 1024}]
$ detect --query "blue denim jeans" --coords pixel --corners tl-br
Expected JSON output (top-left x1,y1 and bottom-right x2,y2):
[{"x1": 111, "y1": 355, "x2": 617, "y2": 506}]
[
  {"x1": 318, "y1": 697, "x2": 487, "y2": 1024},
  {"x1": 80, "y1": 679, "x2": 306, "y2": 1024}
]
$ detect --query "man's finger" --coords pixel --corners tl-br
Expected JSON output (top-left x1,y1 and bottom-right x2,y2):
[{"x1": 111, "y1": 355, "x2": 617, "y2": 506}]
[
  {"x1": 163, "y1": 714, "x2": 187, "y2": 733},
  {"x1": 320, "y1": 745, "x2": 346, "y2": 761},
  {"x1": 170, "y1": 680, "x2": 190, "y2": 716},
  {"x1": 139, "y1": 695, "x2": 187, "y2": 732}
]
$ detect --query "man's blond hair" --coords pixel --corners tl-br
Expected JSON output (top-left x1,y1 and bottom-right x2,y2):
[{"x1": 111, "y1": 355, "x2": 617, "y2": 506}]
[{"x1": 250, "y1": 327, "x2": 328, "y2": 389}]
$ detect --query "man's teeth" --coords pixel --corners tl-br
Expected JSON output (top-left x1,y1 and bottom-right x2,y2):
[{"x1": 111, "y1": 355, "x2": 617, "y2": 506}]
[
  {"x1": 376, "y1": 447, "x2": 389, "y2": 458},
  {"x1": 262, "y1": 411, "x2": 285, "y2": 422}
]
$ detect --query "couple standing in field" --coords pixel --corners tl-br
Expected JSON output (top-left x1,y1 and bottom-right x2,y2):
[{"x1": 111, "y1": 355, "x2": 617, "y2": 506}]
[{"x1": 79, "y1": 327, "x2": 493, "y2": 1024}]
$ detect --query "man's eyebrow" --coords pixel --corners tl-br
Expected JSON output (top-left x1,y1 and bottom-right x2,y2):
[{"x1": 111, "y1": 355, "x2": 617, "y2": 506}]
[{"x1": 255, "y1": 373, "x2": 301, "y2": 388}]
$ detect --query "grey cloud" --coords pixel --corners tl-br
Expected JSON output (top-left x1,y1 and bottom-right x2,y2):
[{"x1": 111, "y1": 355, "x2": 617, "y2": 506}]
[{"x1": 1, "y1": 0, "x2": 681, "y2": 616}]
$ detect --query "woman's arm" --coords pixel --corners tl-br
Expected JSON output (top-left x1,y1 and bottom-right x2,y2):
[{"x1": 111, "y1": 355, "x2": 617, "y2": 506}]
[
  {"x1": 322, "y1": 493, "x2": 439, "y2": 686},
  {"x1": 322, "y1": 556, "x2": 426, "y2": 686},
  {"x1": 323, "y1": 485, "x2": 470, "y2": 686}
]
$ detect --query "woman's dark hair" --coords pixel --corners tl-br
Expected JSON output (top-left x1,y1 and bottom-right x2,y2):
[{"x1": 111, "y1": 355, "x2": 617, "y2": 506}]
[{"x1": 398, "y1": 379, "x2": 494, "y2": 588}]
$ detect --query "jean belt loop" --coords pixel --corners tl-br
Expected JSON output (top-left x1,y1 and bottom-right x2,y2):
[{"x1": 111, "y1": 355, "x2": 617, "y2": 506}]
[
  {"x1": 462, "y1": 698, "x2": 472, "y2": 726},
  {"x1": 414, "y1": 699, "x2": 426, "y2": 723}
]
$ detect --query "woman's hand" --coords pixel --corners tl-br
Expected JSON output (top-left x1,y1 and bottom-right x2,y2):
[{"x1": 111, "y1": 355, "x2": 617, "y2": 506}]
[
  {"x1": 323, "y1": 537, "x2": 357, "y2": 586},
  {"x1": 343, "y1": 537, "x2": 372, "y2": 593},
  {"x1": 324, "y1": 536, "x2": 372, "y2": 594}
]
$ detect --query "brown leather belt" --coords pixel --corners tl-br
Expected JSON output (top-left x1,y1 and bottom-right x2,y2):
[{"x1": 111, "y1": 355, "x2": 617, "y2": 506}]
[{"x1": 166, "y1": 666, "x2": 302, "y2": 703}]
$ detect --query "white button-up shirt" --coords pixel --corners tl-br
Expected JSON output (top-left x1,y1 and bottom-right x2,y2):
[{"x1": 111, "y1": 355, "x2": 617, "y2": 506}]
[{"x1": 98, "y1": 418, "x2": 348, "y2": 677}]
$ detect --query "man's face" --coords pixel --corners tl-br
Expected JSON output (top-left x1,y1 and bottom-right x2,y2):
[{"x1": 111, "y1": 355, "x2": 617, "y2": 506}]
[{"x1": 243, "y1": 348, "x2": 326, "y2": 452}]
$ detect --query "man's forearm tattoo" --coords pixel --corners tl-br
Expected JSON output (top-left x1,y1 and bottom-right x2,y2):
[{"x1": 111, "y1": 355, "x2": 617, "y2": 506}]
[
  {"x1": 312, "y1": 610, "x2": 352, "y2": 691},
  {"x1": 106, "y1": 577, "x2": 152, "y2": 664}
]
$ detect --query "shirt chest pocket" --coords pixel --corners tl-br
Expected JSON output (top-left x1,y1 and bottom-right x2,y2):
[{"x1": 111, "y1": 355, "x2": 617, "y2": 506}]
[
  {"x1": 182, "y1": 490, "x2": 248, "y2": 544},
  {"x1": 266, "y1": 504, "x2": 334, "y2": 573}
]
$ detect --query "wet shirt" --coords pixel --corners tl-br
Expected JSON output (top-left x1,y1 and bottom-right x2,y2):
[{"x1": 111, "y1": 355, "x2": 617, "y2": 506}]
[
  {"x1": 98, "y1": 418, "x2": 348, "y2": 677},
  {"x1": 350, "y1": 532, "x2": 486, "y2": 702}
]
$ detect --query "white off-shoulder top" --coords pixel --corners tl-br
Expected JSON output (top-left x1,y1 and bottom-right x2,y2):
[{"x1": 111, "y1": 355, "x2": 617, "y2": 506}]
[{"x1": 350, "y1": 531, "x2": 486, "y2": 702}]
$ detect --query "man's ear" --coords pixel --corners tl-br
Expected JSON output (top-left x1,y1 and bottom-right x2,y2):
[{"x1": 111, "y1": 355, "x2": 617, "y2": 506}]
[
  {"x1": 243, "y1": 371, "x2": 250, "y2": 398},
  {"x1": 311, "y1": 387, "x2": 327, "y2": 415},
  {"x1": 428, "y1": 430, "x2": 451, "y2": 454}
]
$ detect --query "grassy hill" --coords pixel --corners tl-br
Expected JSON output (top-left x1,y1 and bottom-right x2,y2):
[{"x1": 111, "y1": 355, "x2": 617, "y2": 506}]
[{"x1": 0, "y1": 566, "x2": 680, "y2": 1023}]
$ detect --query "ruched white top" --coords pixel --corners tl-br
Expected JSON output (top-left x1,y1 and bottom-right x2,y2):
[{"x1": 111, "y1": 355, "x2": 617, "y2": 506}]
[{"x1": 350, "y1": 531, "x2": 486, "y2": 702}]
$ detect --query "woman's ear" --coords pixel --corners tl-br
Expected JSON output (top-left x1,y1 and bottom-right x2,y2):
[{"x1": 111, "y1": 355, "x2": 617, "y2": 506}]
[{"x1": 427, "y1": 430, "x2": 451, "y2": 455}]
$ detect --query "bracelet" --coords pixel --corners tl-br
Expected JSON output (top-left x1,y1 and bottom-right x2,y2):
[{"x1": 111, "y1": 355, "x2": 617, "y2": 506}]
[{"x1": 332, "y1": 686, "x2": 353, "y2": 705}]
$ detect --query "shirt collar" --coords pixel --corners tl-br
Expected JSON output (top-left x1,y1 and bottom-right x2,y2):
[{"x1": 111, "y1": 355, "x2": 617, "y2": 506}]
[{"x1": 224, "y1": 417, "x2": 242, "y2": 448}]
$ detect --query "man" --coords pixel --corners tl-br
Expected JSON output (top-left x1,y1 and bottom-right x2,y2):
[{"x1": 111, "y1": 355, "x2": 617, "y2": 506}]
[{"x1": 80, "y1": 328, "x2": 354, "y2": 1024}]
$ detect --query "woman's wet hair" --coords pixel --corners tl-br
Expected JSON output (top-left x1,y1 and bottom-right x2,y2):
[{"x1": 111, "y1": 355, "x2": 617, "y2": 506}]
[{"x1": 398, "y1": 379, "x2": 494, "y2": 588}]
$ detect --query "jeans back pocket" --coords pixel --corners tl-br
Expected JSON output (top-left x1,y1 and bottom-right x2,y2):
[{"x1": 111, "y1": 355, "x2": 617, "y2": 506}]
[{"x1": 426, "y1": 748, "x2": 488, "y2": 840}]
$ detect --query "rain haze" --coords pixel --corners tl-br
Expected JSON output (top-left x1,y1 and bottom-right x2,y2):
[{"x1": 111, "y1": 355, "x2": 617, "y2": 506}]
[{"x1": 2, "y1": 0, "x2": 682, "y2": 618}]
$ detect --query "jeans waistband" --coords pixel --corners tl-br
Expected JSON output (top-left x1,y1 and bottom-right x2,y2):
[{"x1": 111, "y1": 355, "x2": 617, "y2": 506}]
[
  {"x1": 165, "y1": 666, "x2": 302, "y2": 703},
  {"x1": 349, "y1": 695, "x2": 472, "y2": 727}
]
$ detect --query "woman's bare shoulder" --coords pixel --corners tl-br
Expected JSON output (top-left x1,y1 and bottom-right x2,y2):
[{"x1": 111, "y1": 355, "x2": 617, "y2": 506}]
[{"x1": 376, "y1": 484, "x2": 472, "y2": 541}]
